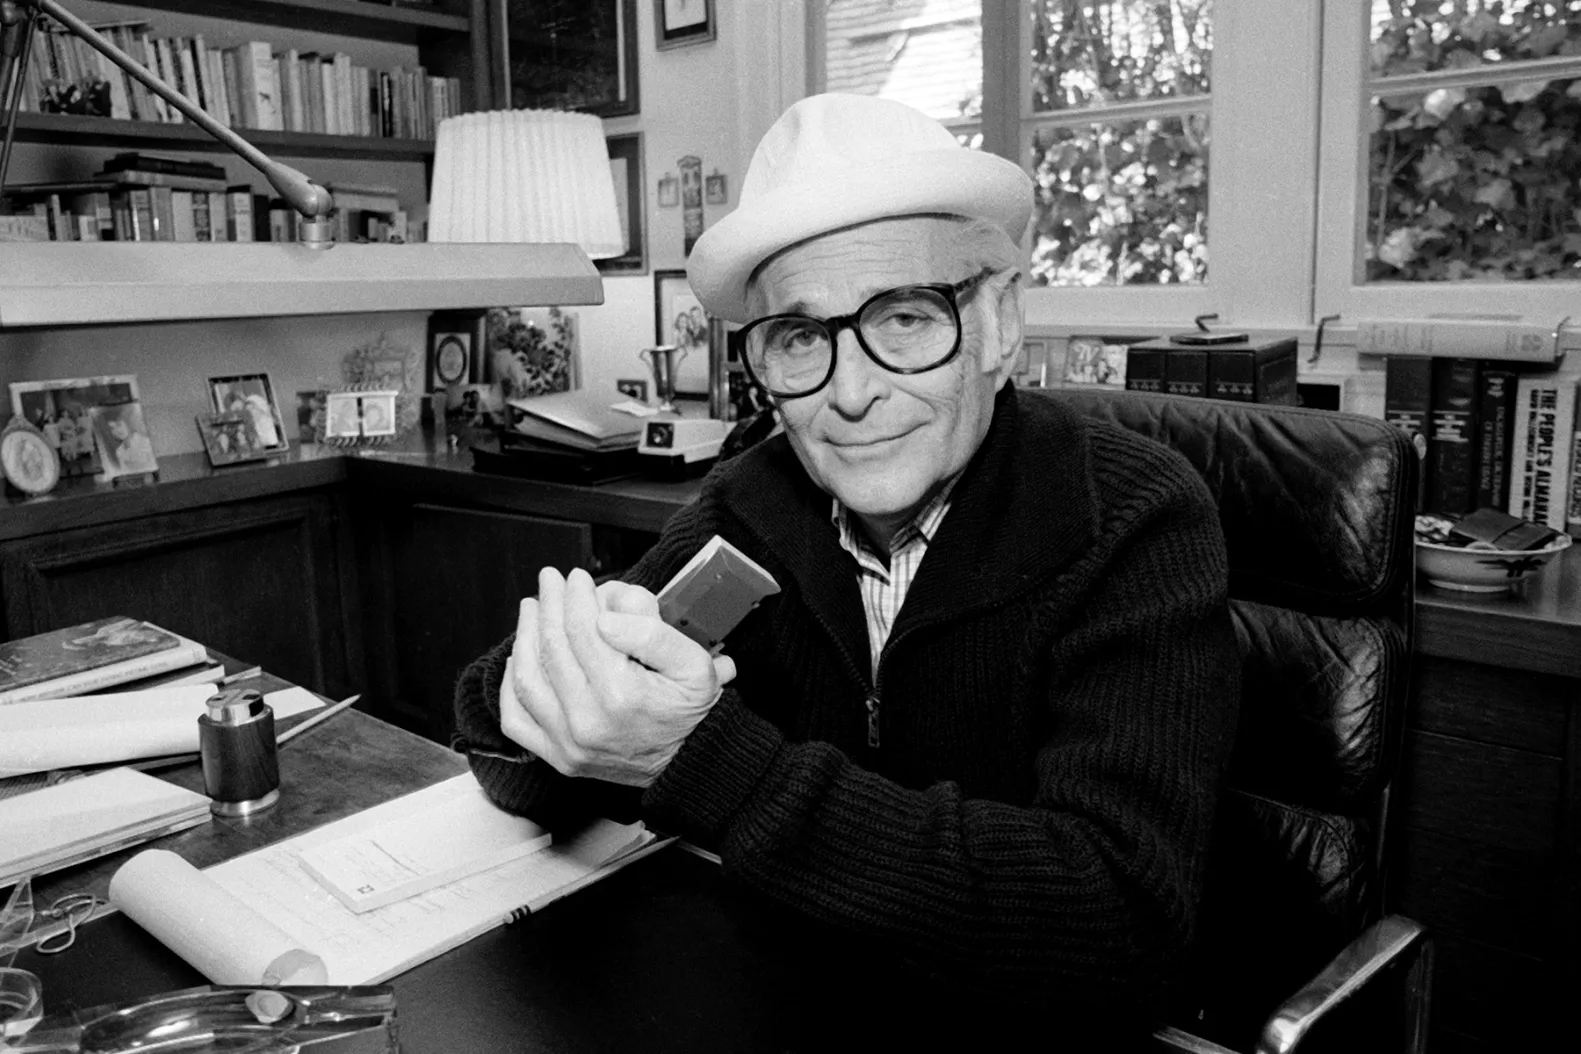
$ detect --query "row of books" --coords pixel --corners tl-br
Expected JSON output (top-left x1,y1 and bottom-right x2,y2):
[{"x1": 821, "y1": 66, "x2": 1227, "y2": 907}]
[
  {"x1": 1385, "y1": 358, "x2": 1581, "y2": 537},
  {"x1": 16, "y1": 20, "x2": 460, "y2": 141},
  {"x1": 0, "y1": 616, "x2": 220, "y2": 706},
  {"x1": 1123, "y1": 336, "x2": 1300, "y2": 404}
]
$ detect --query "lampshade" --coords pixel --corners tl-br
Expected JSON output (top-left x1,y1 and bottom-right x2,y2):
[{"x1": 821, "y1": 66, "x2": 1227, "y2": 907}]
[{"x1": 427, "y1": 109, "x2": 625, "y2": 258}]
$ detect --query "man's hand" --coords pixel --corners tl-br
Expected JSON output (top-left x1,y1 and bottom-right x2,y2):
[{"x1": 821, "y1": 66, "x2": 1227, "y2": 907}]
[{"x1": 498, "y1": 567, "x2": 736, "y2": 787}]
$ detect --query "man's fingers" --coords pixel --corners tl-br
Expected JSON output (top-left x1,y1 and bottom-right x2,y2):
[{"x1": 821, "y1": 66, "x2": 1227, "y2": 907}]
[
  {"x1": 563, "y1": 568, "x2": 620, "y2": 698},
  {"x1": 713, "y1": 654, "x2": 737, "y2": 686},
  {"x1": 510, "y1": 597, "x2": 575, "y2": 746},
  {"x1": 536, "y1": 567, "x2": 589, "y2": 704},
  {"x1": 498, "y1": 657, "x2": 559, "y2": 764},
  {"x1": 597, "y1": 579, "x2": 661, "y2": 617},
  {"x1": 596, "y1": 610, "x2": 710, "y2": 681}
]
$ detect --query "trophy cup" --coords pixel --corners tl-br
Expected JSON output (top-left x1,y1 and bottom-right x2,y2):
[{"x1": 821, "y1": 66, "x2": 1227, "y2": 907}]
[{"x1": 639, "y1": 345, "x2": 687, "y2": 414}]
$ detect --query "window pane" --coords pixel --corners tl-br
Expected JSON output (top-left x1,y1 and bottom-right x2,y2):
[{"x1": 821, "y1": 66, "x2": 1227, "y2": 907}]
[
  {"x1": 823, "y1": 0, "x2": 982, "y2": 124},
  {"x1": 1030, "y1": 0, "x2": 1212, "y2": 113},
  {"x1": 1028, "y1": 115, "x2": 1209, "y2": 287},
  {"x1": 1367, "y1": 78, "x2": 1581, "y2": 282},
  {"x1": 1371, "y1": 0, "x2": 1581, "y2": 78}
]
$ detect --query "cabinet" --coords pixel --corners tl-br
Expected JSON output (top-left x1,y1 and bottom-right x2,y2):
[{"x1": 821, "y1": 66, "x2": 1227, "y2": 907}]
[{"x1": 0, "y1": 488, "x2": 361, "y2": 696}]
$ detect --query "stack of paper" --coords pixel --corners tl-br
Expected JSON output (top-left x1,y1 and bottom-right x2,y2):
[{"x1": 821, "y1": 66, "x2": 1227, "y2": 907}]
[
  {"x1": 110, "y1": 773, "x2": 660, "y2": 985},
  {"x1": 505, "y1": 389, "x2": 644, "y2": 451},
  {"x1": 0, "y1": 767, "x2": 210, "y2": 887}
]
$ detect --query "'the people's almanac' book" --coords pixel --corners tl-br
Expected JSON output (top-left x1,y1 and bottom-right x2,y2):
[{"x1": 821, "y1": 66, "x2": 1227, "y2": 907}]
[{"x1": 0, "y1": 617, "x2": 209, "y2": 705}]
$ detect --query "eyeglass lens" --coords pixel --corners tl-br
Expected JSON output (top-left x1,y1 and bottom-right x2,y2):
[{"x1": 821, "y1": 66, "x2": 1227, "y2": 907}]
[{"x1": 744, "y1": 286, "x2": 960, "y2": 395}]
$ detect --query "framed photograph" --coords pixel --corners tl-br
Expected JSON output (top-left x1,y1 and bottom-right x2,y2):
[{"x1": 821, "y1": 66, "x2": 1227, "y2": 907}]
[
  {"x1": 616, "y1": 378, "x2": 649, "y2": 402},
  {"x1": 599, "y1": 133, "x2": 647, "y2": 275},
  {"x1": 486, "y1": 306, "x2": 580, "y2": 400},
  {"x1": 427, "y1": 310, "x2": 486, "y2": 391},
  {"x1": 496, "y1": 0, "x2": 639, "y2": 118},
  {"x1": 652, "y1": 269, "x2": 711, "y2": 397},
  {"x1": 704, "y1": 169, "x2": 728, "y2": 205},
  {"x1": 359, "y1": 391, "x2": 399, "y2": 437},
  {"x1": 0, "y1": 418, "x2": 61, "y2": 496},
  {"x1": 9, "y1": 375, "x2": 139, "y2": 479},
  {"x1": 296, "y1": 390, "x2": 329, "y2": 444},
  {"x1": 1062, "y1": 334, "x2": 1151, "y2": 388},
  {"x1": 207, "y1": 373, "x2": 289, "y2": 453},
  {"x1": 325, "y1": 392, "x2": 363, "y2": 439},
  {"x1": 657, "y1": 173, "x2": 679, "y2": 208},
  {"x1": 196, "y1": 409, "x2": 270, "y2": 467},
  {"x1": 655, "y1": 0, "x2": 716, "y2": 50},
  {"x1": 89, "y1": 401, "x2": 159, "y2": 480}
]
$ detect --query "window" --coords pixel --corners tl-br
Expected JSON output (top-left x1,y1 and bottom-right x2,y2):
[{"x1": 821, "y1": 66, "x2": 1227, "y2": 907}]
[
  {"x1": 813, "y1": 0, "x2": 985, "y2": 146},
  {"x1": 1316, "y1": 1, "x2": 1581, "y2": 323}
]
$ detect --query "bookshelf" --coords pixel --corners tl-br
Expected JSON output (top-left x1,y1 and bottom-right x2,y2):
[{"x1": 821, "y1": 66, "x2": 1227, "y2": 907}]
[{"x1": 8, "y1": 0, "x2": 487, "y2": 160}]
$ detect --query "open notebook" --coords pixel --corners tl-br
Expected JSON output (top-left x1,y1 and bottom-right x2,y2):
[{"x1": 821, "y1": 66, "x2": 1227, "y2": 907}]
[{"x1": 108, "y1": 772, "x2": 662, "y2": 985}]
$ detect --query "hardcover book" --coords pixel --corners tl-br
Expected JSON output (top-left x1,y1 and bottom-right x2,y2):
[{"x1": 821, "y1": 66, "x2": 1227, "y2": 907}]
[
  {"x1": 1507, "y1": 373, "x2": 1579, "y2": 531},
  {"x1": 1427, "y1": 358, "x2": 1481, "y2": 516},
  {"x1": 1384, "y1": 357, "x2": 1433, "y2": 513},
  {"x1": 1475, "y1": 368, "x2": 1518, "y2": 513},
  {"x1": 0, "y1": 617, "x2": 180, "y2": 695},
  {"x1": 1567, "y1": 427, "x2": 1581, "y2": 539}
]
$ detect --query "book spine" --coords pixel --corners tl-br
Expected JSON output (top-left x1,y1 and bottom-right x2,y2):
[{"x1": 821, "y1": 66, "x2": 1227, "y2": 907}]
[
  {"x1": 1357, "y1": 319, "x2": 1555, "y2": 362},
  {"x1": 207, "y1": 191, "x2": 228, "y2": 241},
  {"x1": 1508, "y1": 375, "x2": 1579, "y2": 530},
  {"x1": 208, "y1": 48, "x2": 232, "y2": 128},
  {"x1": 149, "y1": 185, "x2": 176, "y2": 241},
  {"x1": 226, "y1": 186, "x2": 254, "y2": 242},
  {"x1": 223, "y1": 48, "x2": 245, "y2": 128},
  {"x1": 127, "y1": 187, "x2": 154, "y2": 240},
  {"x1": 0, "y1": 641, "x2": 208, "y2": 706},
  {"x1": 1163, "y1": 347, "x2": 1208, "y2": 398},
  {"x1": 191, "y1": 189, "x2": 211, "y2": 242},
  {"x1": 1475, "y1": 368, "x2": 1518, "y2": 513},
  {"x1": 1123, "y1": 346, "x2": 1165, "y2": 394},
  {"x1": 1384, "y1": 356, "x2": 1433, "y2": 513},
  {"x1": 169, "y1": 189, "x2": 197, "y2": 241},
  {"x1": 1427, "y1": 358, "x2": 1480, "y2": 516}
]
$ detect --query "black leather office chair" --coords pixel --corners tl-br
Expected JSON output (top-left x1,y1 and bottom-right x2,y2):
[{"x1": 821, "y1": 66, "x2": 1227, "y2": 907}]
[{"x1": 1048, "y1": 387, "x2": 1432, "y2": 1054}]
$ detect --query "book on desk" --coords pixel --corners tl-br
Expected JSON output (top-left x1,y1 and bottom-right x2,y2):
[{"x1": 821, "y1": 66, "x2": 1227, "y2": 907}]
[{"x1": 0, "y1": 616, "x2": 212, "y2": 705}]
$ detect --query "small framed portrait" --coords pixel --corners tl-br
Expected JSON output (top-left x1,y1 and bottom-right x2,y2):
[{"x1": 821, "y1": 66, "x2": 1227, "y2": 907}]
[
  {"x1": 296, "y1": 390, "x2": 328, "y2": 444},
  {"x1": 325, "y1": 392, "x2": 363, "y2": 439},
  {"x1": 656, "y1": 173, "x2": 679, "y2": 208},
  {"x1": 1, "y1": 417, "x2": 61, "y2": 496},
  {"x1": 427, "y1": 310, "x2": 486, "y2": 392},
  {"x1": 207, "y1": 373, "x2": 289, "y2": 453},
  {"x1": 9, "y1": 374, "x2": 139, "y2": 479},
  {"x1": 655, "y1": 0, "x2": 715, "y2": 50},
  {"x1": 704, "y1": 169, "x2": 728, "y2": 205},
  {"x1": 1062, "y1": 334, "x2": 1150, "y2": 388},
  {"x1": 599, "y1": 132, "x2": 647, "y2": 275},
  {"x1": 196, "y1": 409, "x2": 269, "y2": 467},
  {"x1": 616, "y1": 378, "x2": 649, "y2": 402},
  {"x1": 653, "y1": 269, "x2": 711, "y2": 397},
  {"x1": 89, "y1": 401, "x2": 158, "y2": 481},
  {"x1": 359, "y1": 391, "x2": 398, "y2": 437}
]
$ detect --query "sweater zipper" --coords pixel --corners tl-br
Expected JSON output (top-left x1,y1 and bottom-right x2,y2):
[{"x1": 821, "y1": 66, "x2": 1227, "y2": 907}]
[{"x1": 865, "y1": 690, "x2": 881, "y2": 749}]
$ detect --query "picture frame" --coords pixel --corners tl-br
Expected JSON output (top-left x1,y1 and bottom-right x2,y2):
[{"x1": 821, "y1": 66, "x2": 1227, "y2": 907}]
[
  {"x1": 704, "y1": 169, "x2": 728, "y2": 205},
  {"x1": 196, "y1": 409, "x2": 270, "y2": 467},
  {"x1": 359, "y1": 391, "x2": 398, "y2": 438},
  {"x1": 207, "y1": 373, "x2": 289, "y2": 453},
  {"x1": 598, "y1": 133, "x2": 647, "y2": 275},
  {"x1": 656, "y1": 173, "x2": 679, "y2": 208},
  {"x1": 8, "y1": 374, "x2": 139, "y2": 479},
  {"x1": 652, "y1": 269, "x2": 711, "y2": 398},
  {"x1": 1061, "y1": 334, "x2": 1151, "y2": 388},
  {"x1": 1, "y1": 417, "x2": 61, "y2": 496},
  {"x1": 496, "y1": 0, "x2": 639, "y2": 118},
  {"x1": 427, "y1": 310, "x2": 487, "y2": 392},
  {"x1": 89, "y1": 401, "x2": 159, "y2": 481},
  {"x1": 485, "y1": 306, "x2": 580, "y2": 401},
  {"x1": 325, "y1": 392, "x2": 363, "y2": 439},
  {"x1": 296, "y1": 390, "x2": 329, "y2": 444},
  {"x1": 655, "y1": 0, "x2": 716, "y2": 50}
]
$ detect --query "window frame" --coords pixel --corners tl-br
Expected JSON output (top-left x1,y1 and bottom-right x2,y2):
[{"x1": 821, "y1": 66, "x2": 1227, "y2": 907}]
[{"x1": 1314, "y1": 1, "x2": 1581, "y2": 327}]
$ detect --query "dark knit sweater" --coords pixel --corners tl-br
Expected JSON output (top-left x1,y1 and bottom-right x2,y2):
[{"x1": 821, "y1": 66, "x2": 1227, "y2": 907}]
[{"x1": 453, "y1": 384, "x2": 1239, "y2": 1022}]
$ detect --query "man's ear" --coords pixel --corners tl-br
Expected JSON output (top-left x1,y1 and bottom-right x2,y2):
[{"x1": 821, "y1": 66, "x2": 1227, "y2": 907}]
[{"x1": 979, "y1": 271, "x2": 1025, "y2": 386}]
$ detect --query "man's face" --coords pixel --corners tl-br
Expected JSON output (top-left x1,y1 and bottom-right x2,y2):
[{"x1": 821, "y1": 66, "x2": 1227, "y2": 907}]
[
  {"x1": 750, "y1": 217, "x2": 1015, "y2": 539},
  {"x1": 109, "y1": 418, "x2": 130, "y2": 441}
]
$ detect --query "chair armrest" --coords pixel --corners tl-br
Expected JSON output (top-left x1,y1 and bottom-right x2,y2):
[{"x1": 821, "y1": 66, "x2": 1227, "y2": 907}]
[{"x1": 1256, "y1": 914, "x2": 1433, "y2": 1054}]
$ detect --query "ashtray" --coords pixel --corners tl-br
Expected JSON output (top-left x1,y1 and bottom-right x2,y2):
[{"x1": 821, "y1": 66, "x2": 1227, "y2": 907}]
[{"x1": 1414, "y1": 513, "x2": 1572, "y2": 593}]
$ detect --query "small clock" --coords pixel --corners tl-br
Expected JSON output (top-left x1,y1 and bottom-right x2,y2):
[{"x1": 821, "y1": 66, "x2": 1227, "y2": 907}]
[
  {"x1": 1, "y1": 416, "x2": 62, "y2": 497},
  {"x1": 433, "y1": 334, "x2": 470, "y2": 386}
]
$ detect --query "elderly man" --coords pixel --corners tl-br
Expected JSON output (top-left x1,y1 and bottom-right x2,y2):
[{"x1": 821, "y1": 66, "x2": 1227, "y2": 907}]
[{"x1": 454, "y1": 93, "x2": 1238, "y2": 1035}]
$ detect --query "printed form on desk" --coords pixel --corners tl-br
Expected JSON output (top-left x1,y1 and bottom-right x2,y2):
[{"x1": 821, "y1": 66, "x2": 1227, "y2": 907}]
[{"x1": 109, "y1": 773, "x2": 660, "y2": 985}]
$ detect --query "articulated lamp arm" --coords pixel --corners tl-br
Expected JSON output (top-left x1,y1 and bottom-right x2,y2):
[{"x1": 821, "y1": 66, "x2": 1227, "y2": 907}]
[{"x1": 0, "y1": 0, "x2": 335, "y2": 246}]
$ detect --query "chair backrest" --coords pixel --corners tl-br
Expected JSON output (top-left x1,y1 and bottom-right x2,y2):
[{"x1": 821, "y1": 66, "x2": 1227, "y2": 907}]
[{"x1": 1047, "y1": 388, "x2": 1418, "y2": 1047}]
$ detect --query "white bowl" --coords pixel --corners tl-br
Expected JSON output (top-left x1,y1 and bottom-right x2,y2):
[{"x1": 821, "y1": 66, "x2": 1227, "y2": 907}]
[{"x1": 1415, "y1": 532, "x2": 1572, "y2": 592}]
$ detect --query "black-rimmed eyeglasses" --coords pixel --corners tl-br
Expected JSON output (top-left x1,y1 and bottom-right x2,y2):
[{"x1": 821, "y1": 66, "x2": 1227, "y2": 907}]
[{"x1": 736, "y1": 269, "x2": 997, "y2": 399}]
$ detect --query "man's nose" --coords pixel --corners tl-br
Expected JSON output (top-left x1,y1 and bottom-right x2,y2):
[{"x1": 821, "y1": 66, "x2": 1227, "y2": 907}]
[{"x1": 825, "y1": 325, "x2": 884, "y2": 416}]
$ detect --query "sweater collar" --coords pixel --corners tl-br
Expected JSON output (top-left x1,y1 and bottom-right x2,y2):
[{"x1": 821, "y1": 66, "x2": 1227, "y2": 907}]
[{"x1": 718, "y1": 385, "x2": 1100, "y2": 644}]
